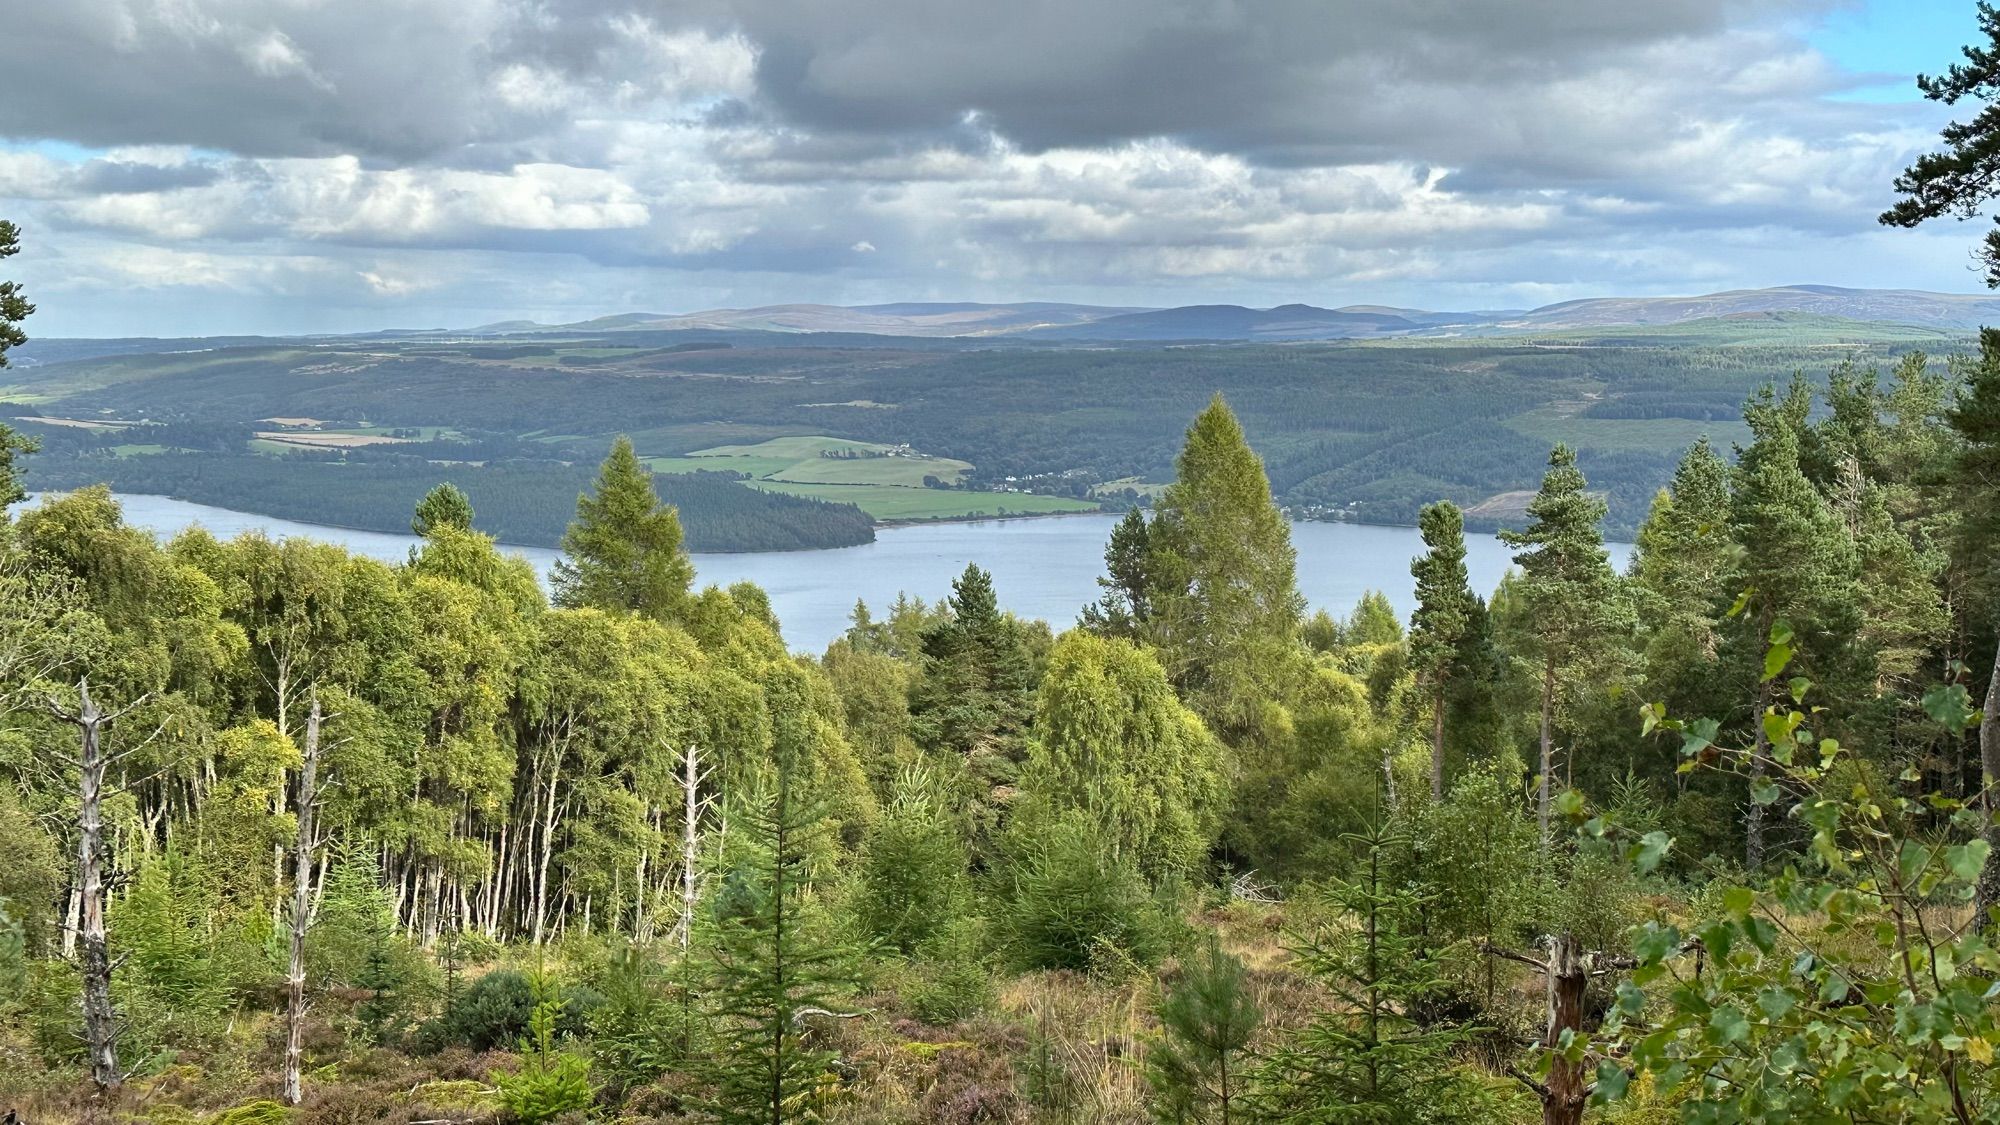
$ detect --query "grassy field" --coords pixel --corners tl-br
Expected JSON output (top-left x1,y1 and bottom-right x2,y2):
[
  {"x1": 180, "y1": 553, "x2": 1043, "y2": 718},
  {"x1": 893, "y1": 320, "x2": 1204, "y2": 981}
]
[
  {"x1": 1503, "y1": 403, "x2": 1750, "y2": 453},
  {"x1": 647, "y1": 434, "x2": 975, "y2": 487},
  {"x1": 749, "y1": 481, "x2": 1098, "y2": 520}
]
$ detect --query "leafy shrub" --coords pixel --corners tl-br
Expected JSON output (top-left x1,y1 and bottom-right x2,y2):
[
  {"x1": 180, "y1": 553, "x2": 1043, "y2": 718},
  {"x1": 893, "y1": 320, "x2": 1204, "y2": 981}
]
[{"x1": 417, "y1": 969, "x2": 597, "y2": 1053}]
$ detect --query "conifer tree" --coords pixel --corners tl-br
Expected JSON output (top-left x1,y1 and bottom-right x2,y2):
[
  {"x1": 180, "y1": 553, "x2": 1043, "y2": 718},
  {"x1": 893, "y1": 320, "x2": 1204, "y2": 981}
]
[
  {"x1": 0, "y1": 220, "x2": 35, "y2": 510},
  {"x1": 1148, "y1": 395, "x2": 1305, "y2": 733},
  {"x1": 552, "y1": 436, "x2": 694, "y2": 621},
  {"x1": 1953, "y1": 330, "x2": 2000, "y2": 924},
  {"x1": 1500, "y1": 446, "x2": 1624, "y2": 848},
  {"x1": 1731, "y1": 394, "x2": 1862, "y2": 870},
  {"x1": 705, "y1": 677, "x2": 859, "y2": 1124},
  {"x1": 411, "y1": 482, "x2": 475, "y2": 537},
  {"x1": 855, "y1": 765, "x2": 971, "y2": 955},
  {"x1": 1251, "y1": 827, "x2": 1496, "y2": 1124},
  {"x1": 1146, "y1": 933, "x2": 1261, "y2": 1124},
  {"x1": 1082, "y1": 506, "x2": 1155, "y2": 635},
  {"x1": 1629, "y1": 440, "x2": 1737, "y2": 715},
  {"x1": 1410, "y1": 502, "x2": 1476, "y2": 800},
  {"x1": 909, "y1": 564, "x2": 1034, "y2": 844}
]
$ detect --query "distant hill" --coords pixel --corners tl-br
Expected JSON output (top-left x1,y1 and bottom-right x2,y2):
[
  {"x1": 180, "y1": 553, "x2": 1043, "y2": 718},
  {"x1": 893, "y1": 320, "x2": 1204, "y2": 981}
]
[
  {"x1": 1504, "y1": 285, "x2": 2000, "y2": 332},
  {"x1": 451, "y1": 286, "x2": 1999, "y2": 344},
  {"x1": 1021, "y1": 303, "x2": 1440, "y2": 341},
  {"x1": 531, "y1": 301, "x2": 1150, "y2": 337}
]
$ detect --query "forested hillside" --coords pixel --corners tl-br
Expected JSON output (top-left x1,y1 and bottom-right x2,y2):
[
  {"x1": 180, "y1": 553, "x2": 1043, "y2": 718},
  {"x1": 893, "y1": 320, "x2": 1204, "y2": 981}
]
[
  {"x1": 2, "y1": 316, "x2": 1998, "y2": 1123},
  {"x1": 3, "y1": 321, "x2": 1964, "y2": 538}
]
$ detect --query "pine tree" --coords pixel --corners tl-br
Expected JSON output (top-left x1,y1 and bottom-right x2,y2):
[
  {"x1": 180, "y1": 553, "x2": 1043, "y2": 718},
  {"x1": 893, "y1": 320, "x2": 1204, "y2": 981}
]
[
  {"x1": 1083, "y1": 506, "x2": 1155, "y2": 635},
  {"x1": 1250, "y1": 826, "x2": 1496, "y2": 1124},
  {"x1": 0, "y1": 222, "x2": 38, "y2": 510},
  {"x1": 1500, "y1": 446, "x2": 1625, "y2": 848},
  {"x1": 552, "y1": 436, "x2": 694, "y2": 621},
  {"x1": 1410, "y1": 502, "x2": 1476, "y2": 801},
  {"x1": 1731, "y1": 394, "x2": 1862, "y2": 870},
  {"x1": 1146, "y1": 932, "x2": 1261, "y2": 1124},
  {"x1": 411, "y1": 482, "x2": 475, "y2": 537},
  {"x1": 1148, "y1": 395, "x2": 1306, "y2": 734},
  {"x1": 704, "y1": 677, "x2": 860, "y2": 1124},
  {"x1": 1953, "y1": 330, "x2": 2000, "y2": 925},
  {"x1": 0, "y1": 220, "x2": 31, "y2": 369}
]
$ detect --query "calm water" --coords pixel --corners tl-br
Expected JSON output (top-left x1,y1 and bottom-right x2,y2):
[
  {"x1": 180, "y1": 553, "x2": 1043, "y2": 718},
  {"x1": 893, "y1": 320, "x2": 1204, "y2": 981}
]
[{"x1": 24, "y1": 494, "x2": 1632, "y2": 653}]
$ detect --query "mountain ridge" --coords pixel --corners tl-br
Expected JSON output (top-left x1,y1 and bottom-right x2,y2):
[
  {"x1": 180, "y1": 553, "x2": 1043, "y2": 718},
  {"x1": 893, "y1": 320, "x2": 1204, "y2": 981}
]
[{"x1": 473, "y1": 285, "x2": 2000, "y2": 341}]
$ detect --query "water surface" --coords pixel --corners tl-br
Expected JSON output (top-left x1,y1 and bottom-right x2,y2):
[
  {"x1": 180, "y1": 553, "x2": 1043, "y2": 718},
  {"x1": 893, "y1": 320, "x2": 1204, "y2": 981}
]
[{"x1": 29, "y1": 494, "x2": 1632, "y2": 653}]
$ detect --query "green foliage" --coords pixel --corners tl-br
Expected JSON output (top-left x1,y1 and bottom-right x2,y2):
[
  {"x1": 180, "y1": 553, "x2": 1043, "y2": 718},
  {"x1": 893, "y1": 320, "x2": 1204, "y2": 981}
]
[
  {"x1": 1610, "y1": 660, "x2": 2000, "y2": 1122},
  {"x1": 1145, "y1": 933, "x2": 1261, "y2": 1124},
  {"x1": 1251, "y1": 827, "x2": 1500, "y2": 1124},
  {"x1": 583, "y1": 944, "x2": 702, "y2": 1089},
  {"x1": 411, "y1": 481, "x2": 475, "y2": 536},
  {"x1": 856, "y1": 766, "x2": 972, "y2": 955},
  {"x1": 1882, "y1": 1, "x2": 2000, "y2": 286},
  {"x1": 0, "y1": 219, "x2": 31, "y2": 373},
  {"x1": 1147, "y1": 395, "x2": 1306, "y2": 734},
  {"x1": 493, "y1": 973, "x2": 597, "y2": 1124},
  {"x1": 703, "y1": 682, "x2": 863, "y2": 1125},
  {"x1": 421, "y1": 969, "x2": 594, "y2": 1053},
  {"x1": 1000, "y1": 811, "x2": 1167, "y2": 972},
  {"x1": 1023, "y1": 632, "x2": 1226, "y2": 883},
  {"x1": 909, "y1": 564, "x2": 1036, "y2": 851},
  {"x1": 553, "y1": 436, "x2": 696, "y2": 620}
]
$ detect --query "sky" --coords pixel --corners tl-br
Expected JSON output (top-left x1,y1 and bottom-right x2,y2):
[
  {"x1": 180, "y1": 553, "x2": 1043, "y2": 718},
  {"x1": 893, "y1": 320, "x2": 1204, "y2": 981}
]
[{"x1": 0, "y1": 0, "x2": 1990, "y2": 337}]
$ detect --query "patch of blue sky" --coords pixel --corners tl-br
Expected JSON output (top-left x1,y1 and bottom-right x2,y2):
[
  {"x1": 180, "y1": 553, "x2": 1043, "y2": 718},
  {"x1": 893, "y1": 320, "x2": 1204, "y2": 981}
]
[{"x1": 1806, "y1": 0, "x2": 1981, "y2": 103}]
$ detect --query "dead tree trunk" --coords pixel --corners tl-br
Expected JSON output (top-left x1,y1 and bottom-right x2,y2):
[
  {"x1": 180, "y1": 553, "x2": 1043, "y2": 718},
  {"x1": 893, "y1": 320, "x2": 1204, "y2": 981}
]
[
  {"x1": 1747, "y1": 675, "x2": 1771, "y2": 873},
  {"x1": 49, "y1": 679, "x2": 135, "y2": 1117},
  {"x1": 1976, "y1": 627, "x2": 2000, "y2": 931},
  {"x1": 283, "y1": 693, "x2": 324, "y2": 1107},
  {"x1": 1482, "y1": 933, "x2": 1631, "y2": 1125},
  {"x1": 676, "y1": 742, "x2": 709, "y2": 952}
]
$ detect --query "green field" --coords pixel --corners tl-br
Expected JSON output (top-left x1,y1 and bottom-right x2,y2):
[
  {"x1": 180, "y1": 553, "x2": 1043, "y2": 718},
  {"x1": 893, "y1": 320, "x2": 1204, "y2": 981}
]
[
  {"x1": 645, "y1": 434, "x2": 975, "y2": 488},
  {"x1": 1503, "y1": 404, "x2": 1750, "y2": 453},
  {"x1": 749, "y1": 481, "x2": 1098, "y2": 520}
]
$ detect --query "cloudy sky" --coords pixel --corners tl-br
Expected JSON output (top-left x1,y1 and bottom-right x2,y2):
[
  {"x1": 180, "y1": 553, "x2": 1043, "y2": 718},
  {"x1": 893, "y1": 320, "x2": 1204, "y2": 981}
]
[{"x1": 0, "y1": 0, "x2": 1986, "y2": 335}]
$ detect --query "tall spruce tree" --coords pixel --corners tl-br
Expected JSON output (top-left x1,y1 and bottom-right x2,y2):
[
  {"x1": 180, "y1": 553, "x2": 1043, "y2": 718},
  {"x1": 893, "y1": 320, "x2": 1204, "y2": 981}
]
[
  {"x1": 551, "y1": 436, "x2": 694, "y2": 621},
  {"x1": 705, "y1": 677, "x2": 860, "y2": 1124},
  {"x1": 1500, "y1": 445, "x2": 1624, "y2": 848},
  {"x1": 1148, "y1": 395, "x2": 1305, "y2": 734},
  {"x1": 1954, "y1": 330, "x2": 2000, "y2": 925},
  {"x1": 1731, "y1": 392, "x2": 1862, "y2": 871},
  {"x1": 1410, "y1": 501, "x2": 1476, "y2": 801},
  {"x1": 908, "y1": 564, "x2": 1035, "y2": 850},
  {"x1": 1630, "y1": 440, "x2": 1737, "y2": 715}
]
